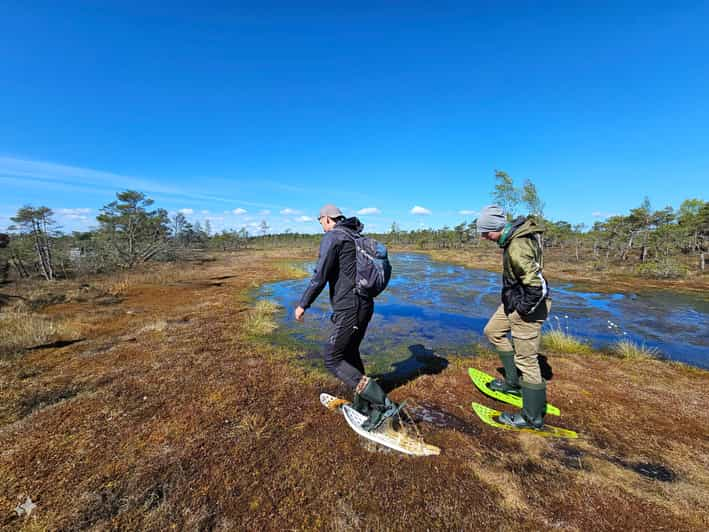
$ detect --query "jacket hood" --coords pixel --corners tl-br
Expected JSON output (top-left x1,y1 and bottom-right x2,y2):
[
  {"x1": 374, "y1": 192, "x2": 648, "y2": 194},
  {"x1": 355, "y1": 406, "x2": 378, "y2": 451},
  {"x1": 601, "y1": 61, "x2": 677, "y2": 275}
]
[
  {"x1": 499, "y1": 216, "x2": 543, "y2": 247},
  {"x1": 336, "y1": 216, "x2": 364, "y2": 234}
]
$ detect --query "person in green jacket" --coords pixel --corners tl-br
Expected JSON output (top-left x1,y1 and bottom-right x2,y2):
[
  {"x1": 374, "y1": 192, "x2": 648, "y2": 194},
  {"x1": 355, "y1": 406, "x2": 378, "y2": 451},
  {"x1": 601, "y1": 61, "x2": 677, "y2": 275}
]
[{"x1": 477, "y1": 205, "x2": 551, "y2": 429}]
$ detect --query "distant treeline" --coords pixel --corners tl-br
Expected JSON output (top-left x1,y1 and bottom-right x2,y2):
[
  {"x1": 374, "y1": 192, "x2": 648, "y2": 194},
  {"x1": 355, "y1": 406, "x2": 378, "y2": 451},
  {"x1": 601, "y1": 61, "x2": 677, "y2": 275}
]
[
  {"x1": 251, "y1": 195, "x2": 707, "y2": 279},
  {"x1": 2, "y1": 172, "x2": 707, "y2": 282},
  {"x1": 253, "y1": 171, "x2": 708, "y2": 279}
]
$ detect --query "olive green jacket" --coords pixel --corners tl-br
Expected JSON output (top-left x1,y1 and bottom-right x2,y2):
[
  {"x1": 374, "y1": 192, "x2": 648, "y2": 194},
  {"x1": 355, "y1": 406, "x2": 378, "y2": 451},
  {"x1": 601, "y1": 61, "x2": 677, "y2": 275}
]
[{"x1": 498, "y1": 217, "x2": 549, "y2": 315}]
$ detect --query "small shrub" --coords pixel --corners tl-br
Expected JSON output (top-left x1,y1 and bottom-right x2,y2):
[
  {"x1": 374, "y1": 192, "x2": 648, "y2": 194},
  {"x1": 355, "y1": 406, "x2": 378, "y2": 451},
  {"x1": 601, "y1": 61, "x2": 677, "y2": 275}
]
[
  {"x1": 635, "y1": 257, "x2": 687, "y2": 279},
  {"x1": 611, "y1": 339, "x2": 660, "y2": 360}
]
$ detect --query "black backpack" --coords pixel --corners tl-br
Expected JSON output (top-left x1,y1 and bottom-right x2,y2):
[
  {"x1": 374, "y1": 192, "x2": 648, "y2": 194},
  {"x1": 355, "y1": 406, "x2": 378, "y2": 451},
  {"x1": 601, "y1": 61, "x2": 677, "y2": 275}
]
[{"x1": 334, "y1": 228, "x2": 392, "y2": 298}]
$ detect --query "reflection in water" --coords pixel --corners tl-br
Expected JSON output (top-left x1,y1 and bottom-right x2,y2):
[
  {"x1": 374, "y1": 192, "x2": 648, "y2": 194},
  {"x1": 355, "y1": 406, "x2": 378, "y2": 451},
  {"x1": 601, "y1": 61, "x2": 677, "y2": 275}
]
[{"x1": 261, "y1": 253, "x2": 709, "y2": 372}]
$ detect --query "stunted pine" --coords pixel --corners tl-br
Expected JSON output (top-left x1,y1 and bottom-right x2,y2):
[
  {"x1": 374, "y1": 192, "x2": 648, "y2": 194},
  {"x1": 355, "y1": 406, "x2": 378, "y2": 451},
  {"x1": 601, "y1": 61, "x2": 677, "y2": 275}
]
[
  {"x1": 10, "y1": 206, "x2": 57, "y2": 280},
  {"x1": 97, "y1": 190, "x2": 170, "y2": 269}
]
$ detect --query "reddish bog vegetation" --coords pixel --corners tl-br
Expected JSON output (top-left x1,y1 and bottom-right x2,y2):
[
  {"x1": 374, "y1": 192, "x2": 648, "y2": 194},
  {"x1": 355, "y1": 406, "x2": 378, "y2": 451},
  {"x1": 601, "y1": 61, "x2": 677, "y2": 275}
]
[{"x1": 1, "y1": 250, "x2": 708, "y2": 531}]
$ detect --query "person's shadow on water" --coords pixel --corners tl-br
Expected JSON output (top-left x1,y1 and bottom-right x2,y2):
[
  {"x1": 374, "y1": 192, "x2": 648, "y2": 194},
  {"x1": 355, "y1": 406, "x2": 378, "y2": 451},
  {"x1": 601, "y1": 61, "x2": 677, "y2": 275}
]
[{"x1": 372, "y1": 344, "x2": 449, "y2": 392}]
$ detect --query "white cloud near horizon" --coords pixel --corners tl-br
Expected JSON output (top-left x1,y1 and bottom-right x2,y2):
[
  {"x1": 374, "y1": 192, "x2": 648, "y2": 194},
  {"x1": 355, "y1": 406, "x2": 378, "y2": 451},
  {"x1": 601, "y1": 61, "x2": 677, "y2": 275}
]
[
  {"x1": 459, "y1": 209, "x2": 478, "y2": 216},
  {"x1": 297, "y1": 215, "x2": 314, "y2": 222},
  {"x1": 280, "y1": 208, "x2": 302, "y2": 215},
  {"x1": 232, "y1": 208, "x2": 248, "y2": 215},
  {"x1": 357, "y1": 207, "x2": 381, "y2": 215},
  {"x1": 179, "y1": 208, "x2": 194, "y2": 215},
  {"x1": 411, "y1": 205, "x2": 432, "y2": 215}
]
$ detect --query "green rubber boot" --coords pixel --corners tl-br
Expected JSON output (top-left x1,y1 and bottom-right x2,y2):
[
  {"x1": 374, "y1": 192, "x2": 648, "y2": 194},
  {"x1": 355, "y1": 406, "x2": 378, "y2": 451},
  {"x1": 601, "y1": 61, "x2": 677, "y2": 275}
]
[
  {"x1": 354, "y1": 378, "x2": 405, "y2": 431},
  {"x1": 351, "y1": 393, "x2": 372, "y2": 417},
  {"x1": 487, "y1": 351, "x2": 521, "y2": 396},
  {"x1": 498, "y1": 380, "x2": 547, "y2": 429}
]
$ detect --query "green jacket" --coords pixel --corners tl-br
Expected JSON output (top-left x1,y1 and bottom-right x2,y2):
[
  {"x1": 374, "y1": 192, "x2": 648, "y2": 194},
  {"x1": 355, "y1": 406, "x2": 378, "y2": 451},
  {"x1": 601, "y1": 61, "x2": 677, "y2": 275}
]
[{"x1": 498, "y1": 216, "x2": 549, "y2": 315}]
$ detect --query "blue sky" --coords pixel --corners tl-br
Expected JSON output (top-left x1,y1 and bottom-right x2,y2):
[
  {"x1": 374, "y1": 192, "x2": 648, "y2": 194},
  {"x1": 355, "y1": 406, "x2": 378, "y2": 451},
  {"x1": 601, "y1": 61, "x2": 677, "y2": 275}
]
[{"x1": 2, "y1": 2, "x2": 707, "y2": 234}]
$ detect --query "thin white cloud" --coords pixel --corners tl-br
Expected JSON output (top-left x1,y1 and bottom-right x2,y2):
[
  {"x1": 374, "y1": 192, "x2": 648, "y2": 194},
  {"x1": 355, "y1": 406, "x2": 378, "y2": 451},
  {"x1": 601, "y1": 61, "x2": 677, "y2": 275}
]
[
  {"x1": 201, "y1": 209, "x2": 210, "y2": 215},
  {"x1": 56, "y1": 208, "x2": 92, "y2": 221},
  {"x1": 297, "y1": 215, "x2": 314, "y2": 222},
  {"x1": 357, "y1": 207, "x2": 381, "y2": 215},
  {"x1": 58, "y1": 208, "x2": 91, "y2": 216},
  {"x1": 280, "y1": 208, "x2": 302, "y2": 215},
  {"x1": 259, "y1": 209, "x2": 271, "y2": 216},
  {"x1": 232, "y1": 208, "x2": 248, "y2": 215},
  {"x1": 459, "y1": 209, "x2": 478, "y2": 216},
  {"x1": 179, "y1": 208, "x2": 194, "y2": 215},
  {"x1": 0, "y1": 156, "x2": 283, "y2": 209},
  {"x1": 411, "y1": 205, "x2": 432, "y2": 215},
  {"x1": 592, "y1": 211, "x2": 618, "y2": 218}
]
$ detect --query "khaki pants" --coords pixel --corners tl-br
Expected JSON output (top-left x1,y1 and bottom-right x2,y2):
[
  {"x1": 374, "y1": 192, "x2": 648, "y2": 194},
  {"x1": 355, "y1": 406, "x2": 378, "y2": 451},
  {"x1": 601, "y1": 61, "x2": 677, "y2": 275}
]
[{"x1": 483, "y1": 300, "x2": 551, "y2": 385}]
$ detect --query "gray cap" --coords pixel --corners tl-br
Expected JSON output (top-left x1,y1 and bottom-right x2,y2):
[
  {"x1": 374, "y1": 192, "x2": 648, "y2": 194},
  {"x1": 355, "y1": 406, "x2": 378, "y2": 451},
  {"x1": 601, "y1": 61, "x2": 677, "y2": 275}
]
[
  {"x1": 476, "y1": 205, "x2": 507, "y2": 232},
  {"x1": 318, "y1": 204, "x2": 343, "y2": 220}
]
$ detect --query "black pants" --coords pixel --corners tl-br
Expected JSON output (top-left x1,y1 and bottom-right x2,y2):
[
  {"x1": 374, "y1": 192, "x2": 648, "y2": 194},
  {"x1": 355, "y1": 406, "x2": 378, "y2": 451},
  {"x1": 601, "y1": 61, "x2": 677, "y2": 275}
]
[{"x1": 323, "y1": 298, "x2": 374, "y2": 389}]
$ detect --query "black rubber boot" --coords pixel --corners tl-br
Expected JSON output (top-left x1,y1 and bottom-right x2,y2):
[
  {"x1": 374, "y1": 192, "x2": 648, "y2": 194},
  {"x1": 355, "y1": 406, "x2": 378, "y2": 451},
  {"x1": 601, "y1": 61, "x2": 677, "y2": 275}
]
[
  {"x1": 487, "y1": 351, "x2": 521, "y2": 396},
  {"x1": 498, "y1": 380, "x2": 546, "y2": 429},
  {"x1": 355, "y1": 378, "x2": 404, "y2": 431}
]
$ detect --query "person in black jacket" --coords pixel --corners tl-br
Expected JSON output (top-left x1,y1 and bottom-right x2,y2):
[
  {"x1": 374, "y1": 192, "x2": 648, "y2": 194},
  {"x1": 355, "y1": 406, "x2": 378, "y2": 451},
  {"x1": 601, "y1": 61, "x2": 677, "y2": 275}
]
[
  {"x1": 295, "y1": 204, "x2": 401, "y2": 431},
  {"x1": 0, "y1": 233, "x2": 8, "y2": 283}
]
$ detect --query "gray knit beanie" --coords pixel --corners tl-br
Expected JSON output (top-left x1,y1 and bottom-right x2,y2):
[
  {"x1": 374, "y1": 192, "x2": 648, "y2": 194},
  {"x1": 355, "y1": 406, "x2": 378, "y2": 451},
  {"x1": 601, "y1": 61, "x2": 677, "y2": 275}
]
[{"x1": 476, "y1": 205, "x2": 507, "y2": 232}]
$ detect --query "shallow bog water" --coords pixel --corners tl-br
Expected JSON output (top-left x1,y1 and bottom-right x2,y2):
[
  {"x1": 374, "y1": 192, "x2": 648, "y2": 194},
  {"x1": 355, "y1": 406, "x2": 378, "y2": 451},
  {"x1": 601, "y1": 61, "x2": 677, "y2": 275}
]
[{"x1": 260, "y1": 253, "x2": 709, "y2": 375}]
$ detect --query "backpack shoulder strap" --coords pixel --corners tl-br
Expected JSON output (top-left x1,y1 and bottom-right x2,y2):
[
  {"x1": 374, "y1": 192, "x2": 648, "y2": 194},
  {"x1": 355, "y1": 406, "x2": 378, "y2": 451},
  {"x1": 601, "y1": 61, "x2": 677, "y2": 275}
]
[{"x1": 332, "y1": 227, "x2": 360, "y2": 242}]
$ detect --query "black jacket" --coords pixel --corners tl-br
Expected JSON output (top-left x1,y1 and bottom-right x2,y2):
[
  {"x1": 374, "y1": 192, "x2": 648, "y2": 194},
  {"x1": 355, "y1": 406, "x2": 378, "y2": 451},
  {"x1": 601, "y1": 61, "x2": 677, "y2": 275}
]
[{"x1": 298, "y1": 217, "x2": 364, "y2": 312}]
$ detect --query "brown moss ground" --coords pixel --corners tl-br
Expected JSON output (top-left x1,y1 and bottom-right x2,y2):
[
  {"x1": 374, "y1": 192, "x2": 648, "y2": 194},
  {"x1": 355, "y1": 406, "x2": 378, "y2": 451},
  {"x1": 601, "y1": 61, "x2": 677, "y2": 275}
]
[{"x1": 1, "y1": 250, "x2": 708, "y2": 531}]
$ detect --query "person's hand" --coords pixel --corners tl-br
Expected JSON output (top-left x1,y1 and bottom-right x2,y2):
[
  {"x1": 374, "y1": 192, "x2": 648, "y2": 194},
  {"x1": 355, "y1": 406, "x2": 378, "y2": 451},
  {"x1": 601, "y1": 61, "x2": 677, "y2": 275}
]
[{"x1": 294, "y1": 306, "x2": 306, "y2": 322}]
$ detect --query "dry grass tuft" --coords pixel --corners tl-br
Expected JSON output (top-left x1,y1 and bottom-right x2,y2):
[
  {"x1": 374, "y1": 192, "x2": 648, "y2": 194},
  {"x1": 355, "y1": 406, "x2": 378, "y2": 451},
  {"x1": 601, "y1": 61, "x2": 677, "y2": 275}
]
[
  {"x1": 243, "y1": 299, "x2": 281, "y2": 336},
  {"x1": 611, "y1": 339, "x2": 660, "y2": 360},
  {"x1": 94, "y1": 267, "x2": 188, "y2": 296},
  {"x1": 275, "y1": 261, "x2": 309, "y2": 279},
  {"x1": 98, "y1": 275, "x2": 132, "y2": 297},
  {"x1": 542, "y1": 326, "x2": 592, "y2": 354},
  {"x1": 138, "y1": 320, "x2": 168, "y2": 334},
  {"x1": 0, "y1": 308, "x2": 78, "y2": 356}
]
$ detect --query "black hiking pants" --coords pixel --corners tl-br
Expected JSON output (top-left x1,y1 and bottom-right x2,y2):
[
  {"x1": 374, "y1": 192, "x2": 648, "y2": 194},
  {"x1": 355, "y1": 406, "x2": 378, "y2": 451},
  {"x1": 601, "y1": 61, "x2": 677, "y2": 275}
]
[{"x1": 323, "y1": 297, "x2": 374, "y2": 389}]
